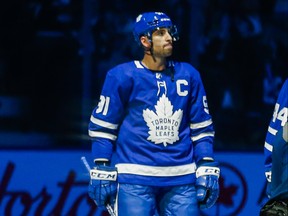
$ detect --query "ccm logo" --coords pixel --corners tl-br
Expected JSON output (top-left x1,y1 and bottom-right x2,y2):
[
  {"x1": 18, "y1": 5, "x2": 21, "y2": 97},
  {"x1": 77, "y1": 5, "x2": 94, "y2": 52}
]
[
  {"x1": 196, "y1": 166, "x2": 220, "y2": 178},
  {"x1": 204, "y1": 168, "x2": 220, "y2": 175},
  {"x1": 90, "y1": 170, "x2": 117, "y2": 181}
]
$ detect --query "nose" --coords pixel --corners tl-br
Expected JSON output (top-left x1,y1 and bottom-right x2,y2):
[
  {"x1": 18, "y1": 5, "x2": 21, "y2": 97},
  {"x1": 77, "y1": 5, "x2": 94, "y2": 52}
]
[{"x1": 166, "y1": 31, "x2": 173, "y2": 41}]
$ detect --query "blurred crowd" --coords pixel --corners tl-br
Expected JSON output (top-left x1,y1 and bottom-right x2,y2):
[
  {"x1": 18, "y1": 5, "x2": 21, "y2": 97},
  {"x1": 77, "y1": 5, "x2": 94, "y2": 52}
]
[{"x1": 0, "y1": 0, "x2": 287, "y2": 150}]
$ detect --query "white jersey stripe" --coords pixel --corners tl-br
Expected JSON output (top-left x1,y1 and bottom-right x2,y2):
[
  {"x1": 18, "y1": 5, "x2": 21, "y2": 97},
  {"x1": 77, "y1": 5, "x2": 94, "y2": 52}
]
[
  {"x1": 264, "y1": 141, "x2": 273, "y2": 152},
  {"x1": 134, "y1": 60, "x2": 144, "y2": 68},
  {"x1": 190, "y1": 119, "x2": 213, "y2": 129},
  {"x1": 90, "y1": 116, "x2": 118, "y2": 130},
  {"x1": 268, "y1": 126, "x2": 277, "y2": 135},
  {"x1": 88, "y1": 130, "x2": 117, "y2": 141},
  {"x1": 116, "y1": 163, "x2": 196, "y2": 177},
  {"x1": 191, "y1": 132, "x2": 215, "y2": 142}
]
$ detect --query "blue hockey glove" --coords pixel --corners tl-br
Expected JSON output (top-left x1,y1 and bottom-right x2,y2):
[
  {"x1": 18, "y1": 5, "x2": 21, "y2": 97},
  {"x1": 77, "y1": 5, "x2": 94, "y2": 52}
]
[
  {"x1": 195, "y1": 160, "x2": 220, "y2": 209},
  {"x1": 88, "y1": 165, "x2": 117, "y2": 207}
]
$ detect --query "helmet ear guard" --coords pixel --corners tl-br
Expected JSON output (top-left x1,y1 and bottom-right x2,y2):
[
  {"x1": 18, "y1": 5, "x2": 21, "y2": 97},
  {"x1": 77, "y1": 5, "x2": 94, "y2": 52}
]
[{"x1": 133, "y1": 12, "x2": 179, "y2": 46}]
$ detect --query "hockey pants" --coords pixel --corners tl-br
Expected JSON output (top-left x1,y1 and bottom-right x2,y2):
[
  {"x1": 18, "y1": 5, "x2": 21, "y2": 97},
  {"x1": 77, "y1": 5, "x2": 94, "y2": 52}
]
[{"x1": 115, "y1": 183, "x2": 200, "y2": 216}]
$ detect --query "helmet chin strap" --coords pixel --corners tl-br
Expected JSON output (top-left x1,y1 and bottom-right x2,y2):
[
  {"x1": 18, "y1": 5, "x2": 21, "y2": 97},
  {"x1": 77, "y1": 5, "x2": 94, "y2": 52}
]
[
  {"x1": 143, "y1": 35, "x2": 155, "y2": 60},
  {"x1": 149, "y1": 42, "x2": 156, "y2": 62}
]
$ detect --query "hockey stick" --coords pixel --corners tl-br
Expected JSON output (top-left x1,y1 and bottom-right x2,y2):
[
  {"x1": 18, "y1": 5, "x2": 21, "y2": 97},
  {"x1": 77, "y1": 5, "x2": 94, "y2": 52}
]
[{"x1": 81, "y1": 156, "x2": 116, "y2": 216}]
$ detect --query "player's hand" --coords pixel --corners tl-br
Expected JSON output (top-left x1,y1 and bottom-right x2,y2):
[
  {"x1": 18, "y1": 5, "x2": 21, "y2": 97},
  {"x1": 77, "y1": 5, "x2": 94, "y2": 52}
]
[
  {"x1": 265, "y1": 167, "x2": 272, "y2": 198},
  {"x1": 88, "y1": 165, "x2": 118, "y2": 207},
  {"x1": 195, "y1": 160, "x2": 220, "y2": 209},
  {"x1": 265, "y1": 168, "x2": 272, "y2": 183}
]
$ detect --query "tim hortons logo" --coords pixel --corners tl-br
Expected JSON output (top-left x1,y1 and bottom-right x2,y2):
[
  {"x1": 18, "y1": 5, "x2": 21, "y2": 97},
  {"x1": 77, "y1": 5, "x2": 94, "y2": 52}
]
[{"x1": 0, "y1": 162, "x2": 101, "y2": 215}]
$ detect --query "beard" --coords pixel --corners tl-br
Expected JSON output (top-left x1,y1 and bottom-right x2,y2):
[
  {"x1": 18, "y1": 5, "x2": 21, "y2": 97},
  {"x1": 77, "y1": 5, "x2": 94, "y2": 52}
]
[{"x1": 152, "y1": 46, "x2": 173, "y2": 58}]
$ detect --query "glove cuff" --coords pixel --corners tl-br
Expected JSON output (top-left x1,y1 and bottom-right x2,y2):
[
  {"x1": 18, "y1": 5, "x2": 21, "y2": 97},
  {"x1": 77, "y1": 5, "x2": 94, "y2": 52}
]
[
  {"x1": 196, "y1": 160, "x2": 220, "y2": 178},
  {"x1": 196, "y1": 166, "x2": 220, "y2": 178},
  {"x1": 94, "y1": 158, "x2": 110, "y2": 165},
  {"x1": 90, "y1": 166, "x2": 117, "y2": 181}
]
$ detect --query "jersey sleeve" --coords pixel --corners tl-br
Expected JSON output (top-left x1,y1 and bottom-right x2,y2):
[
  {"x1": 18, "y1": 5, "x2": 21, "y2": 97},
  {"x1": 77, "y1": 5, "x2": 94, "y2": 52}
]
[
  {"x1": 264, "y1": 78, "x2": 288, "y2": 170},
  {"x1": 188, "y1": 67, "x2": 215, "y2": 163},
  {"x1": 88, "y1": 66, "x2": 132, "y2": 161}
]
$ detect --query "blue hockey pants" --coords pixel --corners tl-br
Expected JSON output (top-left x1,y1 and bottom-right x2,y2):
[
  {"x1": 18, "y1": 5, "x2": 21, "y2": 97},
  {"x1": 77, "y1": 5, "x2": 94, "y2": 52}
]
[{"x1": 115, "y1": 183, "x2": 200, "y2": 216}]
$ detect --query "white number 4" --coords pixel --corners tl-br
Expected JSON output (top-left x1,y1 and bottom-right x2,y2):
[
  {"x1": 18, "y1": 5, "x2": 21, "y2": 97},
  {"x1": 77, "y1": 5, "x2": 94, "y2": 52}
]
[
  {"x1": 272, "y1": 103, "x2": 288, "y2": 126},
  {"x1": 96, "y1": 95, "x2": 110, "y2": 116}
]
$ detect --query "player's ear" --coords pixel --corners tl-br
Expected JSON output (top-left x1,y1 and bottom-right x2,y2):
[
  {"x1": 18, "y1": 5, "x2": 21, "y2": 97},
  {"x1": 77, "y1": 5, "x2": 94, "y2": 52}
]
[{"x1": 140, "y1": 36, "x2": 151, "y2": 49}]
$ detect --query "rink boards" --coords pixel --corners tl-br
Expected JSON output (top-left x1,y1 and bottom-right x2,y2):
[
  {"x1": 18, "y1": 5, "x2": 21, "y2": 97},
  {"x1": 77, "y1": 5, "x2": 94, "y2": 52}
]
[{"x1": 0, "y1": 150, "x2": 268, "y2": 216}]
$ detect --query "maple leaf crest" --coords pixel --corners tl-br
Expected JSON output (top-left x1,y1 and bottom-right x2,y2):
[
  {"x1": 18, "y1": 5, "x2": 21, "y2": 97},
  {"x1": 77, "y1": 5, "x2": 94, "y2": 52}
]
[{"x1": 143, "y1": 94, "x2": 183, "y2": 146}]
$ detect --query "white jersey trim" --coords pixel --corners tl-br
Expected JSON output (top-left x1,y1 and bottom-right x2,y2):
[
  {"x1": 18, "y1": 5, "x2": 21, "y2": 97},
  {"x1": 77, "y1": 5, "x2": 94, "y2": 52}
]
[
  {"x1": 191, "y1": 132, "x2": 215, "y2": 142},
  {"x1": 134, "y1": 60, "x2": 144, "y2": 68},
  {"x1": 268, "y1": 126, "x2": 277, "y2": 135},
  {"x1": 116, "y1": 163, "x2": 196, "y2": 177},
  {"x1": 88, "y1": 130, "x2": 117, "y2": 141},
  {"x1": 264, "y1": 141, "x2": 273, "y2": 152},
  {"x1": 190, "y1": 119, "x2": 213, "y2": 129},
  {"x1": 90, "y1": 116, "x2": 118, "y2": 130}
]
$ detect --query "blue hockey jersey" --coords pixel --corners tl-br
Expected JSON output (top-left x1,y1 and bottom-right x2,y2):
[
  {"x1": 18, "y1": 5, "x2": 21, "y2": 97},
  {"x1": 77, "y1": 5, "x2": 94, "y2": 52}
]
[
  {"x1": 264, "y1": 78, "x2": 288, "y2": 169},
  {"x1": 88, "y1": 60, "x2": 215, "y2": 186},
  {"x1": 264, "y1": 78, "x2": 288, "y2": 198}
]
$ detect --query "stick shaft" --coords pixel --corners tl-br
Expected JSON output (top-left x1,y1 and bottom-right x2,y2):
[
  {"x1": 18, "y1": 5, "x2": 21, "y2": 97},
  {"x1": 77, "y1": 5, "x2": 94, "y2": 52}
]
[{"x1": 81, "y1": 156, "x2": 91, "y2": 172}]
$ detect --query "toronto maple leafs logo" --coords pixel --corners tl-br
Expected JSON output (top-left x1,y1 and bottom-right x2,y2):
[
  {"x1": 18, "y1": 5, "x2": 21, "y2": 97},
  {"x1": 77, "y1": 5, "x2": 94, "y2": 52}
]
[{"x1": 143, "y1": 94, "x2": 183, "y2": 146}]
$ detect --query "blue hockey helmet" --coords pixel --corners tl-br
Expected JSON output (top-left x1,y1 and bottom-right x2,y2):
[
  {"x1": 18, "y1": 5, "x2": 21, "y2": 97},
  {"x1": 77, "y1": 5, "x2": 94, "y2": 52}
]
[{"x1": 133, "y1": 12, "x2": 179, "y2": 45}]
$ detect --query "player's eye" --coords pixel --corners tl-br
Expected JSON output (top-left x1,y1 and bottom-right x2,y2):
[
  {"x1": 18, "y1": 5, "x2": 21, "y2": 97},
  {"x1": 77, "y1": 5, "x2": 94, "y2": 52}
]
[{"x1": 154, "y1": 28, "x2": 168, "y2": 36}]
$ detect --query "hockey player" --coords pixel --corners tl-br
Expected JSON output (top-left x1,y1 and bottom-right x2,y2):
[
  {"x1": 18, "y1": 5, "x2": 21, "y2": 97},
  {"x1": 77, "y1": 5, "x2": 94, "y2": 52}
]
[
  {"x1": 87, "y1": 12, "x2": 220, "y2": 216},
  {"x1": 260, "y1": 78, "x2": 288, "y2": 216}
]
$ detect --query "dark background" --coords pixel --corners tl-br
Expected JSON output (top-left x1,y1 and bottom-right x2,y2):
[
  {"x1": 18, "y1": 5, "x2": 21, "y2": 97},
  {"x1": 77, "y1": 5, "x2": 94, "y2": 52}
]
[{"x1": 0, "y1": 0, "x2": 287, "y2": 151}]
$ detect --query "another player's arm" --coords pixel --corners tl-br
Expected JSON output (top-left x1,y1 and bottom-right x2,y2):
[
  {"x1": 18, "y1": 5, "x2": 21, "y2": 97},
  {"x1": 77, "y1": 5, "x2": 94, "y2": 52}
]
[{"x1": 264, "y1": 79, "x2": 288, "y2": 183}]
